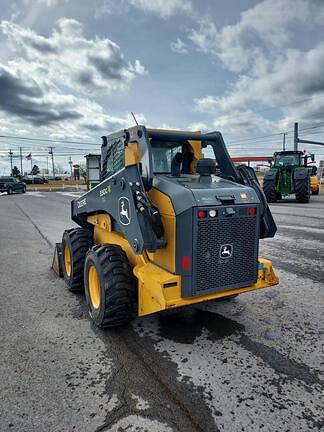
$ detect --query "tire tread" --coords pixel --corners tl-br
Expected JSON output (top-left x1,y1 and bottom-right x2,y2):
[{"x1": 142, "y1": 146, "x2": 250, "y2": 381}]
[{"x1": 86, "y1": 244, "x2": 135, "y2": 328}]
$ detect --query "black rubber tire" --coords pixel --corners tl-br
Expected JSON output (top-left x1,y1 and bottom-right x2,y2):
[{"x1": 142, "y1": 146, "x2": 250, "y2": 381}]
[
  {"x1": 263, "y1": 180, "x2": 277, "y2": 203},
  {"x1": 7, "y1": 187, "x2": 13, "y2": 195},
  {"x1": 275, "y1": 192, "x2": 282, "y2": 200},
  {"x1": 295, "y1": 177, "x2": 310, "y2": 203},
  {"x1": 22, "y1": 186, "x2": 26, "y2": 193},
  {"x1": 84, "y1": 244, "x2": 136, "y2": 328},
  {"x1": 312, "y1": 189, "x2": 319, "y2": 195},
  {"x1": 62, "y1": 228, "x2": 93, "y2": 292}
]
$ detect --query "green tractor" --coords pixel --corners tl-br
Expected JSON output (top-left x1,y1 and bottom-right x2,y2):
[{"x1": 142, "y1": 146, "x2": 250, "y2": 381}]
[{"x1": 263, "y1": 150, "x2": 315, "y2": 203}]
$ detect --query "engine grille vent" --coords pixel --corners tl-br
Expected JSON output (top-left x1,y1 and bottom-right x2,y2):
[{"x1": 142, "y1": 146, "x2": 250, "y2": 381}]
[{"x1": 194, "y1": 214, "x2": 258, "y2": 294}]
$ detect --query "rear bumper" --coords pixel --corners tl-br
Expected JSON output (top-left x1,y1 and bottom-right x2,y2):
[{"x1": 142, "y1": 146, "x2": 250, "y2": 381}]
[{"x1": 135, "y1": 258, "x2": 279, "y2": 317}]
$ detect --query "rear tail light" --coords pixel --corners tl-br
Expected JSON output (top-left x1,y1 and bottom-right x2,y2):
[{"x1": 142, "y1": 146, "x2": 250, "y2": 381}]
[
  {"x1": 198, "y1": 210, "x2": 207, "y2": 219},
  {"x1": 248, "y1": 207, "x2": 257, "y2": 216},
  {"x1": 182, "y1": 256, "x2": 190, "y2": 270}
]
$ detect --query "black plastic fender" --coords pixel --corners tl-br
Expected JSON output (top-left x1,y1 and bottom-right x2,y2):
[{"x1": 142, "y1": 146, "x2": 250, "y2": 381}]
[
  {"x1": 237, "y1": 165, "x2": 277, "y2": 239},
  {"x1": 264, "y1": 169, "x2": 277, "y2": 181},
  {"x1": 294, "y1": 168, "x2": 310, "y2": 181}
]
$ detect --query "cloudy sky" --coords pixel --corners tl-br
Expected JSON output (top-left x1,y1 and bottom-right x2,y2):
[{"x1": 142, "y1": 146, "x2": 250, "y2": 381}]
[{"x1": 1, "y1": 0, "x2": 324, "y2": 174}]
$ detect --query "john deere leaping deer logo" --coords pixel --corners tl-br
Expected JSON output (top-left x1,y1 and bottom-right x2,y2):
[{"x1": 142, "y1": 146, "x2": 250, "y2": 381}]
[
  {"x1": 118, "y1": 197, "x2": 131, "y2": 225},
  {"x1": 220, "y1": 244, "x2": 233, "y2": 259}
]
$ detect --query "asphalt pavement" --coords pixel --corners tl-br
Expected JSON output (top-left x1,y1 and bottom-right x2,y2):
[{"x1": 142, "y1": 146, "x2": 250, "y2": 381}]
[{"x1": 0, "y1": 190, "x2": 323, "y2": 432}]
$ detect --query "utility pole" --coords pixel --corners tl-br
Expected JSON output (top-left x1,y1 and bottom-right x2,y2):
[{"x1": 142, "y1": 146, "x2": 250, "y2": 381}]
[
  {"x1": 282, "y1": 132, "x2": 288, "y2": 151},
  {"x1": 46, "y1": 156, "x2": 49, "y2": 175},
  {"x1": 19, "y1": 147, "x2": 23, "y2": 176},
  {"x1": 48, "y1": 147, "x2": 55, "y2": 176},
  {"x1": 8, "y1": 149, "x2": 13, "y2": 176},
  {"x1": 294, "y1": 122, "x2": 298, "y2": 151}
]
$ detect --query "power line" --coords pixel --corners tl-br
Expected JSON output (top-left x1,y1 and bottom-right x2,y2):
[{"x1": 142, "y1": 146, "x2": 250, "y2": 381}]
[
  {"x1": 228, "y1": 131, "x2": 286, "y2": 145},
  {"x1": 299, "y1": 130, "x2": 324, "y2": 138},
  {"x1": 0, "y1": 134, "x2": 99, "y2": 146},
  {"x1": 204, "y1": 93, "x2": 324, "y2": 124},
  {"x1": 298, "y1": 122, "x2": 324, "y2": 132},
  {"x1": 226, "y1": 122, "x2": 324, "y2": 146}
]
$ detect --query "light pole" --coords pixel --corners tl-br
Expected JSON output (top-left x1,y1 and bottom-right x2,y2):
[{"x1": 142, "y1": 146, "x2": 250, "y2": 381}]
[
  {"x1": 8, "y1": 149, "x2": 13, "y2": 176},
  {"x1": 48, "y1": 147, "x2": 55, "y2": 176},
  {"x1": 69, "y1": 156, "x2": 73, "y2": 180}
]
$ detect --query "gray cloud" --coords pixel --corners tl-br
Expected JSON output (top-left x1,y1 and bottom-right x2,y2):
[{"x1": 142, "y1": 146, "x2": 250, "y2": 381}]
[
  {"x1": 0, "y1": 67, "x2": 82, "y2": 126},
  {"x1": 189, "y1": 0, "x2": 324, "y2": 135},
  {"x1": 28, "y1": 38, "x2": 57, "y2": 54},
  {"x1": 0, "y1": 19, "x2": 146, "y2": 95},
  {"x1": 88, "y1": 51, "x2": 124, "y2": 80},
  {"x1": 128, "y1": 0, "x2": 192, "y2": 18}
]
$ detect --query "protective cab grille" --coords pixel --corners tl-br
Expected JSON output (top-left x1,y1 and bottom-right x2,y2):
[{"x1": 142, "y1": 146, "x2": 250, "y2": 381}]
[
  {"x1": 101, "y1": 139, "x2": 124, "y2": 180},
  {"x1": 193, "y1": 210, "x2": 258, "y2": 295}
]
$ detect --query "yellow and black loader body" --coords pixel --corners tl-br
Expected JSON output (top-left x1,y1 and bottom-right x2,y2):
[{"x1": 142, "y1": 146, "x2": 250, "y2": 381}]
[{"x1": 65, "y1": 126, "x2": 278, "y2": 325}]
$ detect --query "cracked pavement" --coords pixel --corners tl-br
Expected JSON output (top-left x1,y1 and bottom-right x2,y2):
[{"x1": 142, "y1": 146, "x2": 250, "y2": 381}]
[{"x1": 0, "y1": 191, "x2": 323, "y2": 431}]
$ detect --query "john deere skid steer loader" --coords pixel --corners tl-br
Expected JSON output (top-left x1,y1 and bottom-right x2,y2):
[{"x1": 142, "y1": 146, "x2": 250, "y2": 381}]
[{"x1": 58, "y1": 126, "x2": 279, "y2": 327}]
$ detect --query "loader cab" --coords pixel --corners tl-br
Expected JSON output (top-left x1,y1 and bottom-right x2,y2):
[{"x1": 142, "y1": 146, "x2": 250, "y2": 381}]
[{"x1": 149, "y1": 134, "x2": 220, "y2": 178}]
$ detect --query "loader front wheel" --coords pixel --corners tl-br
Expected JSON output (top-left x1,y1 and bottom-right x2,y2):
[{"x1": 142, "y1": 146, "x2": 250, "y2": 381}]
[
  {"x1": 62, "y1": 228, "x2": 93, "y2": 292},
  {"x1": 84, "y1": 244, "x2": 136, "y2": 328}
]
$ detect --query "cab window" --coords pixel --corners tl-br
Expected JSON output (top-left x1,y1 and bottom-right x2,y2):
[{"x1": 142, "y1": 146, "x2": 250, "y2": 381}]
[
  {"x1": 275, "y1": 154, "x2": 300, "y2": 167},
  {"x1": 151, "y1": 140, "x2": 193, "y2": 174}
]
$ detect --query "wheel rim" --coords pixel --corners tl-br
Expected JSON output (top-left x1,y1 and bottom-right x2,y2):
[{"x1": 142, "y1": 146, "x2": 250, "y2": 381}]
[
  {"x1": 88, "y1": 264, "x2": 101, "y2": 309},
  {"x1": 64, "y1": 244, "x2": 72, "y2": 277}
]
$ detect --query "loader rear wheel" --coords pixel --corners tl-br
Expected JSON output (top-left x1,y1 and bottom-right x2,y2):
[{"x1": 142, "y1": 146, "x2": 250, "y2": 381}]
[
  {"x1": 62, "y1": 228, "x2": 93, "y2": 292},
  {"x1": 263, "y1": 180, "x2": 277, "y2": 203},
  {"x1": 84, "y1": 244, "x2": 136, "y2": 328},
  {"x1": 295, "y1": 177, "x2": 310, "y2": 203}
]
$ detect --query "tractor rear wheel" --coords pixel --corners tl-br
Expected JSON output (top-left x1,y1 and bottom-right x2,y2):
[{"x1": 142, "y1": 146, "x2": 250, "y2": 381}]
[
  {"x1": 312, "y1": 188, "x2": 319, "y2": 195},
  {"x1": 263, "y1": 180, "x2": 277, "y2": 203},
  {"x1": 295, "y1": 177, "x2": 310, "y2": 203},
  {"x1": 84, "y1": 244, "x2": 136, "y2": 328},
  {"x1": 62, "y1": 228, "x2": 93, "y2": 292}
]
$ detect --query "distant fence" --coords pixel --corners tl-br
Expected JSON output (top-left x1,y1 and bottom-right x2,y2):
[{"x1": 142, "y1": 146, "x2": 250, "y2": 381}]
[{"x1": 26, "y1": 181, "x2": 87, "y2": 192}]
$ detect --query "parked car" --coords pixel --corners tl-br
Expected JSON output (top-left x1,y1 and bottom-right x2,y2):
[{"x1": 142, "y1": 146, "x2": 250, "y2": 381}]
[
  {"x1": 0, "y1": 177, "x2": 26, "y2": 194},
  {"x1": 22, "y1": 176, "x2": 48, "y2": 184},
  {"x1": 48, "y1": 176, "x2": 63, "y2": 181}
]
